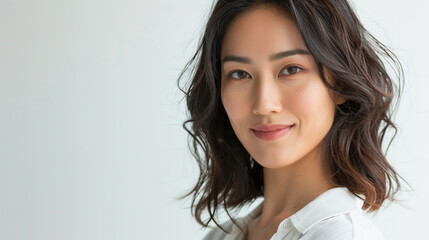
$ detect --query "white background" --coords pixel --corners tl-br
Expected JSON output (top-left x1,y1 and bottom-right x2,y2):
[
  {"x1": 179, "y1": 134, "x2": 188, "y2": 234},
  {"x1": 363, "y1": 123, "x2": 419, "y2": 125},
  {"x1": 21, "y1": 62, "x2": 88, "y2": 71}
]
[{"x1": 0, "y1": 0, "x2": 428, "y2": 239}]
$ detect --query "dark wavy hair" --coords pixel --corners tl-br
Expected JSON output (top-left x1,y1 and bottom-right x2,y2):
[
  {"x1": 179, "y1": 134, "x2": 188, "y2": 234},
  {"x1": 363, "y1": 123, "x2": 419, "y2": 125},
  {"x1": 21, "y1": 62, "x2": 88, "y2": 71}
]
[{"x1": 176, "y1": 0, "x2": 410, "y2": 233}]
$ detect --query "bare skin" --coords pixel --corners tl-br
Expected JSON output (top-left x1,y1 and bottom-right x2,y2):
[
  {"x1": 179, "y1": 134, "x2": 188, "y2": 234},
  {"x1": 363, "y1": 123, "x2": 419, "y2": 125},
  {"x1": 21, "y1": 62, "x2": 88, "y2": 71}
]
[{"x1": 220, "y1": 5, "x2": 346, "y2": 240}]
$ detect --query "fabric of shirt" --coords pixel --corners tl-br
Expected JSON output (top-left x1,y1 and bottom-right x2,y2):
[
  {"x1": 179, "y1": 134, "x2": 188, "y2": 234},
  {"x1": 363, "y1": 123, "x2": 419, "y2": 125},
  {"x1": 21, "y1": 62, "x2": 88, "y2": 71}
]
[{"x1": 202, "y1": 187, "x2": 385, "y2": 240}]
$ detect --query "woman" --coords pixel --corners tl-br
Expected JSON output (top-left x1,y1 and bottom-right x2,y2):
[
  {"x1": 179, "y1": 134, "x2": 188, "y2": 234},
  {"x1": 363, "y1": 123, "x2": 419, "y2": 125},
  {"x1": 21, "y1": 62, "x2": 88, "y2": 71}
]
[{"x1": 177, "y1": 0, "x2": 409, "y2": 239}]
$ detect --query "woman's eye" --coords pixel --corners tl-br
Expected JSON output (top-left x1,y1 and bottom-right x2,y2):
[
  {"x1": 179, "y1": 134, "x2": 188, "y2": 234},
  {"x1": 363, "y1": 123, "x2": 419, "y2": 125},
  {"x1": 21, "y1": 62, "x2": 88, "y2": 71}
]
[
  {"x1": 281, "y1": 66, "x2": 302, "y2": 75},
  {"x1": 228, "y1": 70, "x2": 250, "y2": 80}
]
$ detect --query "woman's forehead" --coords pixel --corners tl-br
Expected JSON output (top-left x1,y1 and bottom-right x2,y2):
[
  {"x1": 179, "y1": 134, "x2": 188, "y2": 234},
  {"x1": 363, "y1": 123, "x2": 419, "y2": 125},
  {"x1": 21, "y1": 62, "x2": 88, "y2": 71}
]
[{"x1": 221, "y1": 7, "x2": 307, "y2": 61}]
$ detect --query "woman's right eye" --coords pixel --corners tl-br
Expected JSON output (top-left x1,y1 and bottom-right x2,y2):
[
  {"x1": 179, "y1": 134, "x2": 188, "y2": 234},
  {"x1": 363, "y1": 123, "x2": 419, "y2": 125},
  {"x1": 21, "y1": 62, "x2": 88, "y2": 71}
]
[{"x1": 228, "y1": 70, "x2": 251, "y2": 80}]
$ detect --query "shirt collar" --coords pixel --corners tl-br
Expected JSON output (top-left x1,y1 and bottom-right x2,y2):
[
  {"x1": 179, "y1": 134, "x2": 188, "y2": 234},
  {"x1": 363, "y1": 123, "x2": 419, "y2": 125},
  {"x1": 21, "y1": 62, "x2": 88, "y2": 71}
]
[
  {"x1": 232, "y1": 187, "x2": 364, "y2": 235},
  {"x1": 288, "y1": 187, "x2": 364, "y2": 234}
]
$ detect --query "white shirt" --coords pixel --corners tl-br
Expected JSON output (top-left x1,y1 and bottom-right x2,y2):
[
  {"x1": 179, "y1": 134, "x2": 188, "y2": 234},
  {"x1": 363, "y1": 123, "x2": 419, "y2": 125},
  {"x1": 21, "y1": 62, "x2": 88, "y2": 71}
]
[{"x1": 203, "y1": 187, "x2": 385, "y2": 240}]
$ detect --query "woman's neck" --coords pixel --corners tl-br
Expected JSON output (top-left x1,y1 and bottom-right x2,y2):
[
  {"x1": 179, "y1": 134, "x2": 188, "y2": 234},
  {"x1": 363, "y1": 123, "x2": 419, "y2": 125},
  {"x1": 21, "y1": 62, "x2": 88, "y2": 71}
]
[{"x1": 257, "y1": 146, "x2": 335, "y2": 228}]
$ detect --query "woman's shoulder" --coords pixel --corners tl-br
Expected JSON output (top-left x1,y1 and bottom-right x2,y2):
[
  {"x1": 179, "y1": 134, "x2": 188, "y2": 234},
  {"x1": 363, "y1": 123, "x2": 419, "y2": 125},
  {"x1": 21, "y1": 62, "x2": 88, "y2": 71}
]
[
  {"x1": 301, "y1": 210, "x2": 385, "y2": 240},
  {"x1": 203, "y1": 202, "x2": 264, "y2": 239},
  {"x1": 202, "y1": 219, "x2": 235, "y2": 240}
]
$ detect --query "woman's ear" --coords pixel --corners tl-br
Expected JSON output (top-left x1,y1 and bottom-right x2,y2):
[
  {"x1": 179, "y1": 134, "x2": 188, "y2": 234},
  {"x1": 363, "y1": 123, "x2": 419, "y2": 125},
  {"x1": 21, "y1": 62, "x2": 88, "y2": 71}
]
[
  {"x1": 323, "y1": 67, "x2": 347, "y2": 105},
  {"x1": 334, "y1": 94, "x2": 347, "y2": 105}
]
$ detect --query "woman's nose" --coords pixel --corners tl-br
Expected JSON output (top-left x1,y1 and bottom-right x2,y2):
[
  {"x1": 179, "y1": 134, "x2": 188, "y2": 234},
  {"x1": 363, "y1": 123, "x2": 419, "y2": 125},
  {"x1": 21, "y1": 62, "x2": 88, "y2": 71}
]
[{"x1": 251, "y1": 77, "x2": 283, "y2": 116}]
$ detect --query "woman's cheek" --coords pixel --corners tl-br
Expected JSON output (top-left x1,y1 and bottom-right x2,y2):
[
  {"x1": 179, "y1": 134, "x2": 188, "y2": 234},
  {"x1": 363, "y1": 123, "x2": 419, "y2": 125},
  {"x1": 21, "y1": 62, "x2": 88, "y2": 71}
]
[
  {"x1": 289, "y1": 79, "x2": 335, "y2": 130},
  {"x1": 221, "y1": 89, "x2": 246, "y2": 123}
]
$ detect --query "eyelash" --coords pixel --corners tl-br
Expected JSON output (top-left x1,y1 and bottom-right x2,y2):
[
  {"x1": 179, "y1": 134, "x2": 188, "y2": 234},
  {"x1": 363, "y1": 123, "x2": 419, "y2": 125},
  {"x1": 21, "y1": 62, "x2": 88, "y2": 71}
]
[{"x1": 227, "y1": 65, "x2": 303, "y2": 80}]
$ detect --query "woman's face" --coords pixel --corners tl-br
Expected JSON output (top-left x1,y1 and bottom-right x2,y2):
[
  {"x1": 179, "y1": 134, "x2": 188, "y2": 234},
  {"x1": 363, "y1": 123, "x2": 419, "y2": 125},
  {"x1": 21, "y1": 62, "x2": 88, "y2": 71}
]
[{"x1": 220, "y1": 6, "x2": 345, "y2": 169}]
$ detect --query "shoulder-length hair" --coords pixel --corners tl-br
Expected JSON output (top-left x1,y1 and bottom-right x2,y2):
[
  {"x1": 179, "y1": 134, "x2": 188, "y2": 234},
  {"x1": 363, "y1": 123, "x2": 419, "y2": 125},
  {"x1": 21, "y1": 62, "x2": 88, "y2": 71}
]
[{"x1": 177, "y1": 0, "x2": 409, "y2": 233}]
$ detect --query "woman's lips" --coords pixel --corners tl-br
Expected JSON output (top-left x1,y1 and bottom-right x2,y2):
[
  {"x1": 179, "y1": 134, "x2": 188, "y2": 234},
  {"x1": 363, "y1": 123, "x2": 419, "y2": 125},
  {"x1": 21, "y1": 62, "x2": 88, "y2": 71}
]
[{"x1": 251, "y1": 125, "x2": 294, "y2": 141}]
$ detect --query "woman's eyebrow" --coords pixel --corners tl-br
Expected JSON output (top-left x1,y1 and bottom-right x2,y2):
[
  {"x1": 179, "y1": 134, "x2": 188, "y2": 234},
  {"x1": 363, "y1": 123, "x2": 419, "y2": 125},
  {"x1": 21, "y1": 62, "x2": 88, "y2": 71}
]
[{"x1": 221, "y1": 49, "x2": 310, "y2": 65}]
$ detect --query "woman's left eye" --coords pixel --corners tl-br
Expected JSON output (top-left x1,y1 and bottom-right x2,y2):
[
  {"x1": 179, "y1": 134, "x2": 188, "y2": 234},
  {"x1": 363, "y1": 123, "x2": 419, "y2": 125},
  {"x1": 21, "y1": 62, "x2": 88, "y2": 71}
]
[{"x1": 281, "y1": 66, "x2": 302, "y2": 75}]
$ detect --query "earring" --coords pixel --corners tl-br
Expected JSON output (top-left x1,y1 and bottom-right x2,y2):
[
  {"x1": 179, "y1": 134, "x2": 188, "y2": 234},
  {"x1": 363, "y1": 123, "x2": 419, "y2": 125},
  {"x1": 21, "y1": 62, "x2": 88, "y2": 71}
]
[{"x1": 250, "y1": 155, "x2": 255, "y2": 168}]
